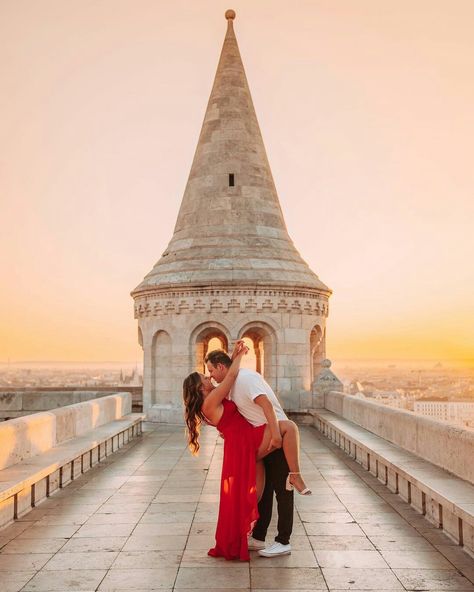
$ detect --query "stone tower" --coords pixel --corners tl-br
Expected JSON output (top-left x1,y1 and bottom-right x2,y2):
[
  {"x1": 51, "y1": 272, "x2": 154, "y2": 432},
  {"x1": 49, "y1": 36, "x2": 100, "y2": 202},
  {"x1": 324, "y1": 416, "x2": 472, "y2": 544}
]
[{"x1": 132, "y1": 10, "x2": 331, "y2": 423}]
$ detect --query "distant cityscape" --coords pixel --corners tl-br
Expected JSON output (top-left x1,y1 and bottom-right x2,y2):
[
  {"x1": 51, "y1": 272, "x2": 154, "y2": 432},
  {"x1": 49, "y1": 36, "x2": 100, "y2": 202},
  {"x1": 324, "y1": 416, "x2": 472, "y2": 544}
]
[
  {"x1": 334, "y1": 361, "x2": 474, "y2": 429},
  {"x1": 0, "y1": 360, "x2": 473, "y2": 428},
  {"x1": 0, "y1": 362, "x2": 143, "y2": 389}
]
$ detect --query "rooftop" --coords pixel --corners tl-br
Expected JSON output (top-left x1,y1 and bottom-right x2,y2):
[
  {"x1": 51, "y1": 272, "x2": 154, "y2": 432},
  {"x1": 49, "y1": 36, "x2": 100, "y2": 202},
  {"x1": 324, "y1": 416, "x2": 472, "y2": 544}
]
[{"x1": 1, "y1": 422, "x2": 473, "y2": 591}]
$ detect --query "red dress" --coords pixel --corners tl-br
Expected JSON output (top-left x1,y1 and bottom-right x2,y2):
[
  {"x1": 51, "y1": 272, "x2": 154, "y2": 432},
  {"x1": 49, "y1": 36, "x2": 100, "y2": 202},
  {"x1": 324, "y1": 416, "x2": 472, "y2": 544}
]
[{"x1": 208, "y1": 399, "x2": 266, "y2": 561}]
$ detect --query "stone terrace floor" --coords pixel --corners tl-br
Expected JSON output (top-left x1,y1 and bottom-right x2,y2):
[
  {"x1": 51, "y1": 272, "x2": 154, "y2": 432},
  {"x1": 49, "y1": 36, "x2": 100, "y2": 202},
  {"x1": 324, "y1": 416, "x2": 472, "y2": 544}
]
[{"x1": 1, "y1": 424, "x2": 474, "y2": 592}]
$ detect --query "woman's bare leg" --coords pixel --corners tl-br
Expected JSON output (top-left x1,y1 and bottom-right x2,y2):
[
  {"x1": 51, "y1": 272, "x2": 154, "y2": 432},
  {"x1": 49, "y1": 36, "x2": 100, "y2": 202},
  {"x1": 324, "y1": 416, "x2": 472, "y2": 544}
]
[
  {"x1": 256, "y1": 422, "x2": 310, "y2": 494},
  {"x1": 279, "y1": 420, "x2": 310, "y2": 493}
]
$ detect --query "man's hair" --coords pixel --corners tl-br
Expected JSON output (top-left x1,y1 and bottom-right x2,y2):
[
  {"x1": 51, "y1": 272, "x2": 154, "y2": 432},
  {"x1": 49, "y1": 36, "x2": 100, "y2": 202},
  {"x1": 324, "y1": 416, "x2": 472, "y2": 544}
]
[{"x1": 205, "y1": 349, "x2": 232, "y2": 368}]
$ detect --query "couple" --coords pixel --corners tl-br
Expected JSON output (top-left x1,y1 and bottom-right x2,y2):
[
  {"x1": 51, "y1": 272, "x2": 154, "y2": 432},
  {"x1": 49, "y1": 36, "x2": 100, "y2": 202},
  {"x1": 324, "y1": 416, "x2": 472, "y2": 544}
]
[{"x1": 182, "y1": 341, "x2": 310, "y2": 561}]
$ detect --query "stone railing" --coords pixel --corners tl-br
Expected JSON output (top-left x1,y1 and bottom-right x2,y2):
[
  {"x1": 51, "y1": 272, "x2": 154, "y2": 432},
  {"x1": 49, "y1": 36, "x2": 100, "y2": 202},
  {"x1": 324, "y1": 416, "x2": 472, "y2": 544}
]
[
  {"x1": 311, "y1": 391, "x2": 474, "y2": 556},
  {"x1": 0, "y1": 386, "x2": 143, "y2": 419},
  {"x1": 0, "y1": 393, "x2": 144, "y2": 529},
  {"x1": 324, "y1": 391, "x2": 474, "y2": 484},
  {"x1": 0, "y1": 392, "x2": 131, "y2": 470}
]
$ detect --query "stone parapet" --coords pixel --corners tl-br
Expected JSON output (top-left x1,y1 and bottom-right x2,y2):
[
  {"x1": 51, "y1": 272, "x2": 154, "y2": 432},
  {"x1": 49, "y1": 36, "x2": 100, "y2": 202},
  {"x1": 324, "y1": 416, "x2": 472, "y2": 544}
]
[
  {"x1": 312, "y1": 407, "x2": 474, "y2": 557},
  {"x1": 0, "y1": 388, "x2": 143, "y2": 419},
  {"x1": 0, "y1": 394, "x2": 143, "y2": 530},
  {"x1": 324, "y1": 390, "x2": 474, "y2": 485},
  {"x1": 0, "y1": 392, "x2": 131, "y2": 471}
]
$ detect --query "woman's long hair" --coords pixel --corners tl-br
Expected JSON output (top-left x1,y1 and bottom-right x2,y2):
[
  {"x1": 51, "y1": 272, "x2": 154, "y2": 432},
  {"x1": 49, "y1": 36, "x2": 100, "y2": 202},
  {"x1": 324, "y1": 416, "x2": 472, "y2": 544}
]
[{"x1": 182, "y1": 372, "x2": 206, "y2": 455}]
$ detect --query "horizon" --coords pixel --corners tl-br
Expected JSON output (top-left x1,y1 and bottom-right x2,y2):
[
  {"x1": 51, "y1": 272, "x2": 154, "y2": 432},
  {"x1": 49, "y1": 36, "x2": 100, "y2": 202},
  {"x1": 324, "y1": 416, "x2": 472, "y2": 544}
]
[{"x1": 1, "y1": 357, "x2": 472, "y2": 370}]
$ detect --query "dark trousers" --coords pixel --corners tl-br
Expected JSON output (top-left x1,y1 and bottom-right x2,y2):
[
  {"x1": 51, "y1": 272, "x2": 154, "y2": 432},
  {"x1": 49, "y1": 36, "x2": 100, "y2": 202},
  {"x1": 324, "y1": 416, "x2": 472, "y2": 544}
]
[{"x1": 252, "y1": 448, "x2": 294, "y2": 545}]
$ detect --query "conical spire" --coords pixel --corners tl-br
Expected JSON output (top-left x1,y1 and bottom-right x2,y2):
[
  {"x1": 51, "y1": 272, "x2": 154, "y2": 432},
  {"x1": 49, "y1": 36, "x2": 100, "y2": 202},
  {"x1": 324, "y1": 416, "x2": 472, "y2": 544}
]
[{"x1": 133, "y1": 10, "x2": 330, "y2": 295}]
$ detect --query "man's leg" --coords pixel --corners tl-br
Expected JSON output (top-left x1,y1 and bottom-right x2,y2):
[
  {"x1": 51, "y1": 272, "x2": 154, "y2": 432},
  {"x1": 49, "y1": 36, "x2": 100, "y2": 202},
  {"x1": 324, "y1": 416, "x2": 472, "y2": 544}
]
[
  {"x1": 263, "y1": 448, "x2": 294, "y2": 546},
  {"x1": 251, "y1": 457, "x2": 273, "y2": 542}
]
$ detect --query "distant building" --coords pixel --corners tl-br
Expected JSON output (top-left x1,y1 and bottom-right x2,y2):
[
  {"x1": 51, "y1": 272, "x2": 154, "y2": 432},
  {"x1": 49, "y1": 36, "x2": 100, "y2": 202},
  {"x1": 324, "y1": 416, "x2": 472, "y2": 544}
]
[{"x1": 414, "y1": 399, "x2": 474, "y2": 427}]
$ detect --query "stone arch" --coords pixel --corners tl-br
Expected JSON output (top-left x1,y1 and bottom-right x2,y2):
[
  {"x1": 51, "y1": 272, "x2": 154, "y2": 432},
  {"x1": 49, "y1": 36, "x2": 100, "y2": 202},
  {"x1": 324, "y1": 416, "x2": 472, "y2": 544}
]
[
  {"x1": 151, "y1": 330, "x2": 172, "y2": 406},
  {"x1": 237, "y1": 321, "x2": 277, "y2": 390},
  {"x1": 310, "y1": 324, "x2": 324, "y2": 384},
  {"x1": 190, "y1": 321, "x2": 231, "y2": 373}
]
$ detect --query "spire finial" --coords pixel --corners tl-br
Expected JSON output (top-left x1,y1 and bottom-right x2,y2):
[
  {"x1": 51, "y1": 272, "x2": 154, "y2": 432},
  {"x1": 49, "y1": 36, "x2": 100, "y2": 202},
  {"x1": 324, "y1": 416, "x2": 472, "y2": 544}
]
[{"x1": 225, "y1": 9, "x2": 236, "y2": 20}]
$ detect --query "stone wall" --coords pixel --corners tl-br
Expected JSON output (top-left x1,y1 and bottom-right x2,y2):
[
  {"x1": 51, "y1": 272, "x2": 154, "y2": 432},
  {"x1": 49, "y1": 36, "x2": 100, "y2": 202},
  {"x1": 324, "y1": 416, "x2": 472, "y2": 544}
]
[
  {"x1": 136, "y1": 286, "x2": 328, "y2": 423},
  {"x1": 325, "y1": 391, "x2": 474, "y2": 485},
  {"x1": 0, "y1": 387, "x2": 143, "y2": 419},
  {"x1": 0, "y1": 392, "x2": 131, "y2": 471}
]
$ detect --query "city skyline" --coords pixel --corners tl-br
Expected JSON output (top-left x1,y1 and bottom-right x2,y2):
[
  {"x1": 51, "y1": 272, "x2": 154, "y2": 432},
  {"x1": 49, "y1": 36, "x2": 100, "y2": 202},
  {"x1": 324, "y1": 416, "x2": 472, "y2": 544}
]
[{"x1": 1, "y1": 1, "x2": 473, "y2": 365}]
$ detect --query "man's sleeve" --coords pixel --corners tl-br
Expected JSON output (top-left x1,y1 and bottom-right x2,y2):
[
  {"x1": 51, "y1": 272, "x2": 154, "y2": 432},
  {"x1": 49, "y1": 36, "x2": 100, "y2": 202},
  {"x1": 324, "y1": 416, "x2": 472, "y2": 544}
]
[{"x1": 240, "y1": 373, "x2": 268, "y2": 401}]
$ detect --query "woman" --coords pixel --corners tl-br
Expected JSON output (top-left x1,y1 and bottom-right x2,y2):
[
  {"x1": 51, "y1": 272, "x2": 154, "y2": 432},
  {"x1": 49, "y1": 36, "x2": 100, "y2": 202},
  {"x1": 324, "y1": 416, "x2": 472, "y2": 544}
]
[{"x1": 182, "y1": 341, "x2": 309, "y2": 561}]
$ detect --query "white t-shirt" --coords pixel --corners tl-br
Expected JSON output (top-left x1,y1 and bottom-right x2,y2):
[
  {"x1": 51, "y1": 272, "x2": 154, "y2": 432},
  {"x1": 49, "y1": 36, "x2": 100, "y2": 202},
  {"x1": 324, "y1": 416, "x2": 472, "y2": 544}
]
[{"x1": 230, "y1": 368, "x2": 287, "y2": 427}]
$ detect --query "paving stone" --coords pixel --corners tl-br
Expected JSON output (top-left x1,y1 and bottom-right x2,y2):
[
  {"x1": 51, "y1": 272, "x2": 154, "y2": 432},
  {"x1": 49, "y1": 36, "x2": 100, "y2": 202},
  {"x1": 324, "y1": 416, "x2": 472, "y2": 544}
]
[
  {"x1": 299, "y1": 512, "x2": 354, "y2": 524},
  {"x1": 322, "y1": 567, "x2": 404, "y2": 590},
  {"x1": 309, "y1": 535, "x2": 375, "y2": 551},
  {"x1": 23, "y1": 568, "x2": 107, "y2": 591},
  {"x1": 122, "y1": 535, "x2": 187, "y2": 552},
  {"x1": 250, "y1": 567, "x2": 327, "y2": 589},
  {"x1": 59, "y1": 536, "x2": 127, "y2": 553},
  {"x1": 175, "y1": 566, "x2": 249, "y2": 588},
  {"x1": 73, "y1": 523, "x2": 135, "y2": 538},
  {"x1": 112, "y1": 550, "x2": 182, "y2": 568},
  {"x1": 250, "y1": 550, "x2": 319, "y2": 568},
  {"x1": 0, "y1": 538, "x2": 68, "y2": 554},
  {"x1": 380, "y1": 550, "x2": 454, "y2": 569},
  {"x1": 369, "y1": 535, "x2": 435, "y2": 551},
  {"x1": 43, "y1": 551, "x2": 118, "y2": 570},
  {"x1": 0, "y1": 571, "x2": 36, "y2": 592},
  {"x1": 393, "y1": 568, "x2": 474, "y2": 590},
  {"x1": 0, "y1": 553, "x2": 52, "y2": 571},
  {"x1": 315, "y1": 550, "x2": 388, "y2": 568},
  {"x1": 304, "y1": 522, "x2": 366, "y2": 536},
  {"x1": 16, "y1": 524, "x2": 80, "y2": 539}
]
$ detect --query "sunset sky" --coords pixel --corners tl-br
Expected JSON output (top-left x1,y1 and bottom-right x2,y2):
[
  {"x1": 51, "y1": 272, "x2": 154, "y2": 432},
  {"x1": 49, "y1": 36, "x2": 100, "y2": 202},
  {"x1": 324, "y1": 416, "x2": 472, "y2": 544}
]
[{"x1": 1, "y1": 1, "x2": 473, "y2": 365}]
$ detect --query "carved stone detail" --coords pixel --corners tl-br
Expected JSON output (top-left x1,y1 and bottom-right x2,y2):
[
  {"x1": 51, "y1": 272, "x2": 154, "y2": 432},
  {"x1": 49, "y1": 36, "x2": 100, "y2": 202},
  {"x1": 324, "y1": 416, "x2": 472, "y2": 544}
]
[{"x1": 134, "y1": 289, "x2": 329, "y2": 319}]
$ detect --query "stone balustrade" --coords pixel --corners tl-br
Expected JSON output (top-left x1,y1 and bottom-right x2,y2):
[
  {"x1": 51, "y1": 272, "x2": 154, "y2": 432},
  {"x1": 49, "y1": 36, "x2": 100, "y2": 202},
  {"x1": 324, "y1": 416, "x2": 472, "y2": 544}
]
[
  {"x1": 324, "y1": 391, "x2": 474, "y2": 484},
  {"x1": 0, "y1": 393, "x2": 144, "y2": 529},
  {"x1": 312, "y1": 391, "x2": 474, "y2": 556},
  {"x1": 0, "y1": 386, "x2": 143, "y2": 420}
]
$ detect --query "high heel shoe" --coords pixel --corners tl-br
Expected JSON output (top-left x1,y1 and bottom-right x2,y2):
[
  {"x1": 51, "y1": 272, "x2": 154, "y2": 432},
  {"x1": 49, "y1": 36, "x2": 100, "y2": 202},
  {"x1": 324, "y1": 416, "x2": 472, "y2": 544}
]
[{"x1": 286, "y1": 472, "x2": 312, "y2": 495}]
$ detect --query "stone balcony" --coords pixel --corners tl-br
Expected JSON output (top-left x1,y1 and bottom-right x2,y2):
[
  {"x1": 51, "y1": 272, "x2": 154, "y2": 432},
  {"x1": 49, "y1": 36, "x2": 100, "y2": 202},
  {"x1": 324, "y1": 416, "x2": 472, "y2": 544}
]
[{"x1": 0, "y1": 405, "x2": 474, "y2": 592}]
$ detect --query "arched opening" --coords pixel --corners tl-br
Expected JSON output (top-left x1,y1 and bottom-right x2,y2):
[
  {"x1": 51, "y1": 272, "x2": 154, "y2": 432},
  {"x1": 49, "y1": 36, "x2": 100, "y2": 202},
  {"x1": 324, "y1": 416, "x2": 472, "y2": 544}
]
[
  {"x1": 238, "y1": 322, "x2": 277, "y2": 391},
  {"x1": 192, "y1": 323, "x2": 230, "y2": 374},
  {"x1": 310, "y1": 325, "x2": 324, "y2": 384},
  {"x1": 151, "y1": 330, "x2": 172, "y2": 406},
  {"x1": 239, "y1": 333, "x2": 264, "y2": 374}
]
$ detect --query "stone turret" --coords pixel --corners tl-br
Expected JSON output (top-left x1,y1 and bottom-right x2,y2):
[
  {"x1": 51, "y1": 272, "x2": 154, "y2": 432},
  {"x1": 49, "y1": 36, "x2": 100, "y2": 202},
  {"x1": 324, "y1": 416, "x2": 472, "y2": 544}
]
[{"x1": 132, "y1": 11, "x2": 331, "y2": 423}]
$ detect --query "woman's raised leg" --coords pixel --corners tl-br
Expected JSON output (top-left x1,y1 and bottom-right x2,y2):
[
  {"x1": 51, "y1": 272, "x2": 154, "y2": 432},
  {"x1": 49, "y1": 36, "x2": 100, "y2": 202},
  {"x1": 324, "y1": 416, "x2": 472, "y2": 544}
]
[
  {"x1": 279, "y1": 420, "x2": 311, "y2": 494},
  {"x1": 256, "y1": 422, "x2": 311, "y2": 495}
]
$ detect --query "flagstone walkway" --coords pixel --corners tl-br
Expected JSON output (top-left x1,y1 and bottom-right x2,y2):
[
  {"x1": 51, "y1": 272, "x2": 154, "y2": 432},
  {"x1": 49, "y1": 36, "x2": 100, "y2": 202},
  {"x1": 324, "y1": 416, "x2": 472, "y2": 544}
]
[{"x1": 0, "y1": 423, "x2": 473, "y2": 591}]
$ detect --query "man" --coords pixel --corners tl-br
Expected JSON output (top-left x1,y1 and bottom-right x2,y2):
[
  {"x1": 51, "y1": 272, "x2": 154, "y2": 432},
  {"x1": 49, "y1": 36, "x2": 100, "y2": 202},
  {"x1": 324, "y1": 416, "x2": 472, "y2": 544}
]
[{"x1": 205, "y1": 349, "x2": 294, "y2": 557}]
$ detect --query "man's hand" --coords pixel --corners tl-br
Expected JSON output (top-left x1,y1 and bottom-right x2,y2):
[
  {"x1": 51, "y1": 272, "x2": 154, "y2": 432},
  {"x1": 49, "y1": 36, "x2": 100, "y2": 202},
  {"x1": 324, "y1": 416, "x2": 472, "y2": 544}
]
[{"x1": 267, "y1": 433, "x2": 283, "y2": 452}]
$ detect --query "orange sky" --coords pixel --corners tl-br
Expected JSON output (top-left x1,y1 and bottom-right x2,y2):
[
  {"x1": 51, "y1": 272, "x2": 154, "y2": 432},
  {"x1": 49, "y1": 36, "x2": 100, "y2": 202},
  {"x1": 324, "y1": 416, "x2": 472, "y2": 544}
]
[{"x1": 0, "y1": 1, "x2": 473, "y2": 365}]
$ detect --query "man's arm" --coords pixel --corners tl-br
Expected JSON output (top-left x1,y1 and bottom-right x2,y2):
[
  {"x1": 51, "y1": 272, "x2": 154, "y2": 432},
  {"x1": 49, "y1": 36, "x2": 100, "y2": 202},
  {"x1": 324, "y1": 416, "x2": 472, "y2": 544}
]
[{"x1": 254, "y1": 395, "x2": 282, "y2": 451}]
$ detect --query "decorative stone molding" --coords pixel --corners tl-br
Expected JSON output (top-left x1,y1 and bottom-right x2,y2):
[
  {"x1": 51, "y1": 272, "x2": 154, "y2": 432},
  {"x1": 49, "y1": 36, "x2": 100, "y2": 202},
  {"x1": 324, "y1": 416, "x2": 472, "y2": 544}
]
[{"x1": 134, "y1": 289, "x2": 329, "y2": 320}]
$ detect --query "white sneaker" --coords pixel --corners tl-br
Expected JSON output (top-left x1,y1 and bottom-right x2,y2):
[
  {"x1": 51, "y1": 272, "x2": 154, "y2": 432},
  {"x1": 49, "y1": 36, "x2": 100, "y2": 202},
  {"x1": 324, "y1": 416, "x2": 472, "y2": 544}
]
[
  {"x1": 258, "y1": 541, "x2": 291, "y2": 557},
  {"x1": 248, "y1": 536, "x2": 266, "y2": 550}
]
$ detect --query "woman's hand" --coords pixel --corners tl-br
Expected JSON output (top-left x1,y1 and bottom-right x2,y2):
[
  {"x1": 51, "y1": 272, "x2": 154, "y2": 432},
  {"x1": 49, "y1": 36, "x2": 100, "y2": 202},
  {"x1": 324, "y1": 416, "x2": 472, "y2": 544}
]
[{"x1": 231, "y1": 340, "x2": 248, "y2": 360}]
